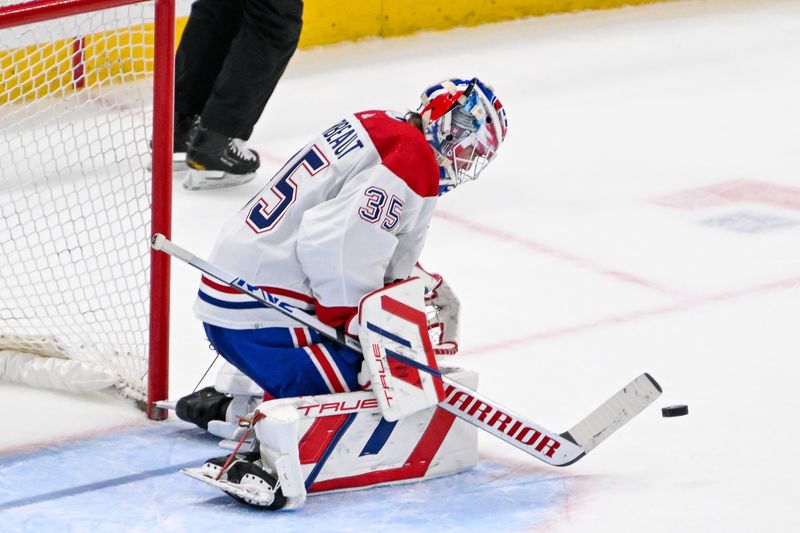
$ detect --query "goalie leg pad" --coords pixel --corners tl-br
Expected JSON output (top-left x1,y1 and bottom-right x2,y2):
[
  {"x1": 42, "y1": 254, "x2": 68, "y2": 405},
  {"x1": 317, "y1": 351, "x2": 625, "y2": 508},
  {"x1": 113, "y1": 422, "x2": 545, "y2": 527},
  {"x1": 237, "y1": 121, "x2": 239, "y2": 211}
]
[
  {"x1": 187, "y1": 369, "x2": 477, "y2": 508},
  {"x1": 299, "y1": 367, "x2": 479, "y2": 494},
  {"x1": 254, "y1": 402, "x2": 307, "y2": 510}
]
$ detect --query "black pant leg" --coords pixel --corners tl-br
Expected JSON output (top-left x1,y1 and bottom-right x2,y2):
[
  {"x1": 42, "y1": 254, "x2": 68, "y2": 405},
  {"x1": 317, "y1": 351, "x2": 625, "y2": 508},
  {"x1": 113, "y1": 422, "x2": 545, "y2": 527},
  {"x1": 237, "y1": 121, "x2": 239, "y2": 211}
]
[
  {"x1": 200, "y1": 0, "x2": 303, "y2": 140},
  {"x1": 174, "y1": 0, "x2": 244, "y2": 118}
]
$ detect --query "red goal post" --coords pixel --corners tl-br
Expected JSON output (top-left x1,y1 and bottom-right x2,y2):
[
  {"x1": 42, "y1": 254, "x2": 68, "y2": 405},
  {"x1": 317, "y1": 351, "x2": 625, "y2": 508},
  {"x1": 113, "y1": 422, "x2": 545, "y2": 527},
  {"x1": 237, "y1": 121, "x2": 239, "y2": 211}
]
[{"x1": 0, "y1": 0, "x2": 174, "y2": 419}]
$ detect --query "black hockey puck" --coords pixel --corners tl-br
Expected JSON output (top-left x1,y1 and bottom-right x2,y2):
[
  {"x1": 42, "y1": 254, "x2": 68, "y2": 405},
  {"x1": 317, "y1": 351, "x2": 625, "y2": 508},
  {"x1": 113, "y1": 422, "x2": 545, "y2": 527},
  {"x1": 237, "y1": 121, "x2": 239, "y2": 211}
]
[{"x1": 661, "y1": 404, "x2": 688, "y2": 417}]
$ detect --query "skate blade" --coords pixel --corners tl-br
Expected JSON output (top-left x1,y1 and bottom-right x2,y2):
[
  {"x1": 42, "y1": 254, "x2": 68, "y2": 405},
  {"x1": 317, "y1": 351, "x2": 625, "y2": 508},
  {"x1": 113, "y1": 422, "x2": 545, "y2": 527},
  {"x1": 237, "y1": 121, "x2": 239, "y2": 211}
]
[
  {"x1": 183, "y1": 467, "x2": 276, "y2": 507},
  {"x1": 182, "y1": 169, "x2": 256, "y2": 190}
]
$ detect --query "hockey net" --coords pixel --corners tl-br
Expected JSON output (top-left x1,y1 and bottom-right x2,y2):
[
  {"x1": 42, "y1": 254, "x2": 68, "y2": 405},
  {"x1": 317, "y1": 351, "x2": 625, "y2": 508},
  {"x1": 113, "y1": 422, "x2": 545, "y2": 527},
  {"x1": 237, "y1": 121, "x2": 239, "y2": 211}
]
[{"x1": 0, "y1": 0, "x2": 174, "y2": 418}]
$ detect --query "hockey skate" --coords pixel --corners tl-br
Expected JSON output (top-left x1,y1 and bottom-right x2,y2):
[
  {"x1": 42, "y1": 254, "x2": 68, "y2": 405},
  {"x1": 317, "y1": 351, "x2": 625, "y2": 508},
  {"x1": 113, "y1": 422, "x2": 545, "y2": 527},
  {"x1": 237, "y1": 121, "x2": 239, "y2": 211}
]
[
  {"x1": 147, "y1": 114, "x2": 197, "y2": 174},
  {"x1": 183, "y1": 121, "x2": 260, "y2": 190},
  {"x1": 183, "y1": 453, "x2": 288, "y2": 510},
  {"x1": 175, "y1": 386, "x2": 232, "y2": 430},
  {"x1": 171, "y1": 114, "x2": 198, "y2": 173}
]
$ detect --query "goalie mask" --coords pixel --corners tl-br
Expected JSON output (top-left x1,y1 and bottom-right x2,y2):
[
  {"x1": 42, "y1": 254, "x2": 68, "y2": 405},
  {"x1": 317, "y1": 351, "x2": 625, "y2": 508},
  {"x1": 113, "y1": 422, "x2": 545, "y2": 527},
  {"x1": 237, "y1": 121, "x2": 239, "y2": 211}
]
[{"x1": 419, "y1": 78, "x2": 507, "y2": 195}]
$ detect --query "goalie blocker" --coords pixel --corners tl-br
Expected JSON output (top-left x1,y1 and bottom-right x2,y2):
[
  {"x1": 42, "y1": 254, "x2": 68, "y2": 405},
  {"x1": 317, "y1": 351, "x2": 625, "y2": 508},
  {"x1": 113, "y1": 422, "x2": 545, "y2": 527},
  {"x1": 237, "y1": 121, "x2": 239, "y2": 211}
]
[{"x1": 358, "y1": 277, "x2": 446, "y2": 421}]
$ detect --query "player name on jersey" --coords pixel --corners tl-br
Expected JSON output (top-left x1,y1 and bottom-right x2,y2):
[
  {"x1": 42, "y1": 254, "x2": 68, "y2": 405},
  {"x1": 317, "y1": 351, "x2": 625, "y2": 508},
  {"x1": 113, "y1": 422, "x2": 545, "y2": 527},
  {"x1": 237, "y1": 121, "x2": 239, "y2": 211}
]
[{"x1": 322, "y1": 118, "x2": 364, "y2": 159}]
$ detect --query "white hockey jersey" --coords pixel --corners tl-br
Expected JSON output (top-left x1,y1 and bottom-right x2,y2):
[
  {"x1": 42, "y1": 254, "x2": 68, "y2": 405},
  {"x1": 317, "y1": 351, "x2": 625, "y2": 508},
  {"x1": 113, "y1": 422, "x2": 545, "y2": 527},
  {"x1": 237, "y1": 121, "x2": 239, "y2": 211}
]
[{"x1": 193, "y1": 110, "x2": 441, "y2": 332}]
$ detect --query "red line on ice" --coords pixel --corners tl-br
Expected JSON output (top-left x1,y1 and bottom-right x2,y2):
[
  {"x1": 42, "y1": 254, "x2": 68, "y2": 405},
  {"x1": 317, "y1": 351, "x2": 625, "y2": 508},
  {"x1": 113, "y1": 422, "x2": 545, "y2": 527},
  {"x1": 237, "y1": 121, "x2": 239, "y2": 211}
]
[
  {"x1": 460, "y1": 275, "x2": 800, "y2": 355},
  {"x1": 434, "y1": 210, "x2": 683, "y2": 297}
]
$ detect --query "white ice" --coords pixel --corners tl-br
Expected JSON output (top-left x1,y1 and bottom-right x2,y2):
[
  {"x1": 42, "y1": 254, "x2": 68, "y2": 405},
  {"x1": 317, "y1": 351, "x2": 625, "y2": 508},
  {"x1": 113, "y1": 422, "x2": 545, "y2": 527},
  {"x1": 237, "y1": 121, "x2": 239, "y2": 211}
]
[{"x1": 2, "y1": 0, "x2": 800, "y2": 531}]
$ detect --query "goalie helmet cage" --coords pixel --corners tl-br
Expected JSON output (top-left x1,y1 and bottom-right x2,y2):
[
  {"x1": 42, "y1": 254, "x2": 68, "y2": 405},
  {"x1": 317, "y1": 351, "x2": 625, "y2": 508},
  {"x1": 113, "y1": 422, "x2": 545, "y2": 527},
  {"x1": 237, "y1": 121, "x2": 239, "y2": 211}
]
[{"x1": 0, "y1": 0, "x2": 174, "y2": 419}]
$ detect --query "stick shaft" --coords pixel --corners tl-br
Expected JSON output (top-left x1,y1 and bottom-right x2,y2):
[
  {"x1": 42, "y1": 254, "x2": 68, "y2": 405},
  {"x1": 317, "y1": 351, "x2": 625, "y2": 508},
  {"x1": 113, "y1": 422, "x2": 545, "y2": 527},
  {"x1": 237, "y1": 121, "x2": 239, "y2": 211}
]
[{"x1": 152, "y1": 234, "x2": 657, "y2": 466}]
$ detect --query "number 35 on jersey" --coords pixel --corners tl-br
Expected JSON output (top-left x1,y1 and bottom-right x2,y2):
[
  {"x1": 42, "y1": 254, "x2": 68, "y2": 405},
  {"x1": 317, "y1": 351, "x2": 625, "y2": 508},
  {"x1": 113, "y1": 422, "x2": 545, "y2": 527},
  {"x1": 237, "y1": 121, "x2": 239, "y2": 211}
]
[{"x1": 246, "y1": 145, "x2": 405, "y2": 234}]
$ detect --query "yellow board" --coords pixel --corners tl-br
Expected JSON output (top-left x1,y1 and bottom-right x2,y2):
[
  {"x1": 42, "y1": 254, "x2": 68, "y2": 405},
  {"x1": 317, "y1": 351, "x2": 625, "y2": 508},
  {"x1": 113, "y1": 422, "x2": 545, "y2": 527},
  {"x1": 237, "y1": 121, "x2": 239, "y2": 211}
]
[
  {"x1": 1, "y1": 23, "x2": 154, "y2": 104},
  {"x1": 298, "y1": 0, "x2": 672, "y2": 47},
  {"x1": 1, "y1": 0, "x2": 671, "y2": 103}
]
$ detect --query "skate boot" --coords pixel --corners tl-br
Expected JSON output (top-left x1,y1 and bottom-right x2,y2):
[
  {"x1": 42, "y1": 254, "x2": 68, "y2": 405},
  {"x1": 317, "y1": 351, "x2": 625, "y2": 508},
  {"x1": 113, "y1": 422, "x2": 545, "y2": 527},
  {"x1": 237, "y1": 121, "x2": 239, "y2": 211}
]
[
  {"x1": 184, "y1": 452, "x2": 288, "y2": 510},
  {"x1": 183, "y1": 121, "x2": 260, "y2": 190},
  {"x1": 175, "y1": 386, "x2": 232, "y2": 430},
  {"x1": 171, "y1": 113, "x2": 198, "y2": 174},
  {"x1": 174, "y1": 114, "x2": 197, "y2": 152},
  {"x1": 147, "y1": 114, "x2": 197, "y2": 173}
]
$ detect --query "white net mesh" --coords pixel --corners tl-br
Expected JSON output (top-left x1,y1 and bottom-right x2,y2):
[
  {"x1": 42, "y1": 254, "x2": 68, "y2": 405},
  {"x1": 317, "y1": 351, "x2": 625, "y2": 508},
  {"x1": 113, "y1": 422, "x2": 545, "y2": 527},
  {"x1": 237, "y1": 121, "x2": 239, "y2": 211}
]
[{"x1": 0, "y1": 2, "x2": 157, "y2": 401}]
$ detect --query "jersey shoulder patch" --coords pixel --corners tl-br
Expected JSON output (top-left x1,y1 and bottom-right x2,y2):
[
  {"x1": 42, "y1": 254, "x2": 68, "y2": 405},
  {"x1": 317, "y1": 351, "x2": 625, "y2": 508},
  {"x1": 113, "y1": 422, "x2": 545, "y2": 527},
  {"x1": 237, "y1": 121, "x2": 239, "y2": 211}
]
[{"x1": 355, "y1": 111, "x2": 439, "y2": 198}]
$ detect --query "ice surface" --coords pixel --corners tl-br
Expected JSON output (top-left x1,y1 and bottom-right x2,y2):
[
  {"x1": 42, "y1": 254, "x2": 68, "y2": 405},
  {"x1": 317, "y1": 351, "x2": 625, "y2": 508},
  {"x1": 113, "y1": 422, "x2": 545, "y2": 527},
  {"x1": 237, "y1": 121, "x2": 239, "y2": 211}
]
[
  {"x1": 0, "y1": 423, "x2": 570, "y2": 532},
  {"x1": 2, "y1": 0, "x2": 799, "y2": 530}
]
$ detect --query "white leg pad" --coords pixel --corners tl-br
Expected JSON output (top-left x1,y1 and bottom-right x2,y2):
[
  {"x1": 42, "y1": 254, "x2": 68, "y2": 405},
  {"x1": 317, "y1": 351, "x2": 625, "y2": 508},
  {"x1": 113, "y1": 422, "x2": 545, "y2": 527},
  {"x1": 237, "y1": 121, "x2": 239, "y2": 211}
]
[
  {"x1": 249, "y1": 367, "x2": 479, "y2": 504},
  {"x1": 301, "y1": 367, "x2": 479, "y2": 494},
  {"x1": 255, "y1": 402, "x2": 307, "y2": 509}
]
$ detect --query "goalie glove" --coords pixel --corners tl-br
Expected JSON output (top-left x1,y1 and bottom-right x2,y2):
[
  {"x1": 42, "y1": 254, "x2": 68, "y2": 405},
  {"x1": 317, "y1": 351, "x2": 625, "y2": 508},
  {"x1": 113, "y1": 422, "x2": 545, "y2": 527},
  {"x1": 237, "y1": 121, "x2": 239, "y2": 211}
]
[{"x1": 411, "y1": 263, "x2": 460, "y2": 357}]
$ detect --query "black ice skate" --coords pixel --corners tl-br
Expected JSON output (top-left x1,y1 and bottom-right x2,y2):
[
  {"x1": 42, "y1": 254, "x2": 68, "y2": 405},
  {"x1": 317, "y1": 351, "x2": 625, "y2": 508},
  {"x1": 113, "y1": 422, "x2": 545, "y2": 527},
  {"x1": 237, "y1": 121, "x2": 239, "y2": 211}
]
[
  {"x1": 183, "y1": 453, "x2": 287, "y2": 510},
  {"x1": 171, "y1": 114, "x2": 198, "y2": 173},
  {"x1": 147, "y1": 114, "x2": 197, "y2": 173},
  {"x1": 183, "y1": 122, "x2": 260, "y2": 190},
  {"x1": 175, "y1": 386, "x2": 232, "y2": 429},
  {"x1": 174, "y1": 114, "x2": 198, "y2": 152}
]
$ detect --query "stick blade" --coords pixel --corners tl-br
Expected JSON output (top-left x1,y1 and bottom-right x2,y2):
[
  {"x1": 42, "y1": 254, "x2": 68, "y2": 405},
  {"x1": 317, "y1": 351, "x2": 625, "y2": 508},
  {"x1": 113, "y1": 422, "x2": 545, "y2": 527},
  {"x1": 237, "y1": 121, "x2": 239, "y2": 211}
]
[{"x1": 562, "y1": 373, "x2": 661, "y2": 454}]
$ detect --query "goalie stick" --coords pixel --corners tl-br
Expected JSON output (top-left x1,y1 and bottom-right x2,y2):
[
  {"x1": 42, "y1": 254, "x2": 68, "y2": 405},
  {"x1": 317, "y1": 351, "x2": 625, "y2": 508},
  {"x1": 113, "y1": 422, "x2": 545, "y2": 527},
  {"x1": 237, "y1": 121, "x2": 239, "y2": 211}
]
[{"x1": 152, "y1": 234, "x2": 661, "y2": 467}]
